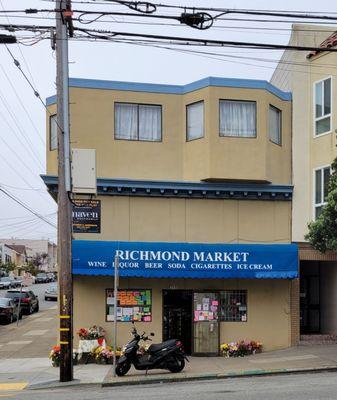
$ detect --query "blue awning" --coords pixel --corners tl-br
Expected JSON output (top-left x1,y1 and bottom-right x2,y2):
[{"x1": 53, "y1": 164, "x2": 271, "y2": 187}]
[{"x1": 72, "y1": 240, "x2": 298, "y2": 279}]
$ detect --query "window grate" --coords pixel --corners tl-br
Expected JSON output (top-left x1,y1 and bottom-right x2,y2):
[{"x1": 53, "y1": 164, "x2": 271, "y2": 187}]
[{"x1": 220, "y1": 290, "x2": 247, "y2": 322}]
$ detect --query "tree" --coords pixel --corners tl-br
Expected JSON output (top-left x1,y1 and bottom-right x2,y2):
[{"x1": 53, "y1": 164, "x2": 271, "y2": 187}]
[
  {"x1": 0, "y1": 261, "x2": 16, "y2": 274},
  {"x1": 305, "y1": 158, "x2": 337, "y2": 252}
]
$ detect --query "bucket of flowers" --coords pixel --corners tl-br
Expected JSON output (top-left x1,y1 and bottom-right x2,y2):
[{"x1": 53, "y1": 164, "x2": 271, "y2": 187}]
[
  {"x1": 92, "y1": 345, "x2": 122, "y2": 364},
  {"x1": 77, "y1": 325, "x2": 106, "y2": 355},
  {"x1": 220, "y1": 340, "x2": 262, "y2": 358},
  {"x1": 49, "y1": 345, "x2": 61, "y2": 367}
]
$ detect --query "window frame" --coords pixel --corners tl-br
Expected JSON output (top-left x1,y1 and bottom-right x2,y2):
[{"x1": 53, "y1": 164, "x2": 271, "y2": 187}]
[
  {"x1": 219, "y1": 289, "x2": 248, "y2": 322},
  {"x1": 186, "y1": 100, "x2": 205, "y2": 142},
  {"x1": 313, "y1": 76, "x2": 332, "y2": 138},
  {"x1": 313, "y1": 164, "x2": 331, "y2": 220},
  {"x1": 49, "y1": 114, "x2": 58, "y2": 151},
  {"x1": 268, "y1": 104, "x2": 282, "y2": 146},
  {"x1": 219, "y1": 99, "x2": 257, "y2": 139},
  {"x1": 114, "y1": 102, "x2": 162, "y2": 142}
]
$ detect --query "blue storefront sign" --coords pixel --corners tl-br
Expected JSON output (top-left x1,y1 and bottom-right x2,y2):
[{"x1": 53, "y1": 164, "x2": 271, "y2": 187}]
[{"x1": 72, "y1": 240, "x2": 298, "y2": 279}]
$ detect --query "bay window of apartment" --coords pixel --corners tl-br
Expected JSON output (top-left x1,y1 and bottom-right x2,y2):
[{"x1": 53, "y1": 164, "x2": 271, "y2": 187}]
[
  {"x1": 314, "y1": 166, "x2": 331, "y2": 219},
  {"x1": 314, "y1": 77, "x2": 332, "y2": 136},
  {"x1": 219, "y1": 100, "x2": 256, "y2": 138},
  {"x1": 269, "y1": 105, "x2": 282, "y2": 145},
  {"x1": 115, "y1": 103, "x2": 162, "y2": 141},
  {"x1": 186, "y1": 101, "x2": 204, "y2": 141},
  {"x1": 50, "y1": 114, "x2": 58, "y2": 151}
]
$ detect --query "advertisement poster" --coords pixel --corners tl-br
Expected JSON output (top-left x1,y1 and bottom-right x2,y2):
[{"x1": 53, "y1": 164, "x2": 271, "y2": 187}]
[{"x1": 72, "y1": 199, "x2": 101, "y2": 233}]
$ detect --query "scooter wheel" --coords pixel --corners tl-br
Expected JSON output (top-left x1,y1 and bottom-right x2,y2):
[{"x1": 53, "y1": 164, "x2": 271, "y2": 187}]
[
  {"x1": 167, "y1": 357, "x2": 185, "y2": 373},
  {"x1": 115, "y1": 361, "x2": 131, "y2": 377}
]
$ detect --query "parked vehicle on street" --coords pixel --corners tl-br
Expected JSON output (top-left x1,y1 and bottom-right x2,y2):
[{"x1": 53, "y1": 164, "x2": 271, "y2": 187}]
[
  {"x1": 115, "y1": 323, "x2": 188, "y2": 376},
  {"x1": 0, "y1": 277, "x2": 13, "y2": 289},
  {"x1": 5, "y1": 289, "x2": 39, "y2": 315},
  {"x1": 10, "y1": 277, "x2": 22, "y2": 288},
  {"x1": 47, "y1": 273, "x2": 56, "y2": 282},
  {"x1": 45, "y1": 284, "x2": 58, "y2": 301},
  {"x1": 0, "y1": 297, "x2": 21, "y2": 323},
  {"x1": 35, "y1": 273, "x2": 49, "y2": 283}
]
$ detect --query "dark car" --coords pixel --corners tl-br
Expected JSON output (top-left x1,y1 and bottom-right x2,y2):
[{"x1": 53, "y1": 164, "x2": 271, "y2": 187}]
[
  {"x1": 5, "y1": 289, "x2": 39, "y2": 315},
  {"x1": 0, "y1": 297, "x2": 20, "y2": 323},
  {"x1": 35, "y1": 273, "x2": 49, "y2": 284}
]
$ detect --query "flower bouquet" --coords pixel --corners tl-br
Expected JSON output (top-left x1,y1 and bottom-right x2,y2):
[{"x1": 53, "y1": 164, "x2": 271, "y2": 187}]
[
  {"x1": 92, "y1": 345, "x2": 122, "y2": 364},
  {"x1": 220, "y1": 340, "x2": 262, "y2": 358},
  {"x1": 49, "y1": 345, "x2": 61, "y2": 367}
]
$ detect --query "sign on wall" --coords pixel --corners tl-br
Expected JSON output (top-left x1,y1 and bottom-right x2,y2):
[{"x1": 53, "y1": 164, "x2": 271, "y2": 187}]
[
  {"x1": 72, "y1": 200, "x2": 101, "y2": 234},
  {"x1": 72, "y1": 240, "x2": 299, "y2": 279}
]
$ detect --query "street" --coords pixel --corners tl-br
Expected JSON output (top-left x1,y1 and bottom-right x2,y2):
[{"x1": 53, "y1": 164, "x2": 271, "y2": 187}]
[{"x1": 5, "y1": 371, "x2": 337, "y2": 400}]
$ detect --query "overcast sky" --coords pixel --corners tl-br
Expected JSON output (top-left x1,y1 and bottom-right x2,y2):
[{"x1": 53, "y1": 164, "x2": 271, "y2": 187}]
[{"x1": 0, "y1": 0, "x2": 336, "y2": 243}]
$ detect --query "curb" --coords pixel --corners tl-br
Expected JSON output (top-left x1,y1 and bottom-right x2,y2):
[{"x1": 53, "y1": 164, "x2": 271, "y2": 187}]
[
  {"x1": 28, "y1": 365, "x2": 337, "y2": 390},
  {"x1": 102, "y1": 365, "x2": 337, "y2": 387}
]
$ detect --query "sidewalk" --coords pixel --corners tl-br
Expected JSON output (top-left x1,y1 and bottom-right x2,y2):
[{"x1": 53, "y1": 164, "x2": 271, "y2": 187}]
[{"x1": 21, "y1": 343, "x2": 337, "y2": 390}]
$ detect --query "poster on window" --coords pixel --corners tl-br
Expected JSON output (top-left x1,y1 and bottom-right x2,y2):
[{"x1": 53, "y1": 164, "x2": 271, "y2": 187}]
[
  {"x1": 72, "y1": 199, "x2": 101, "y2": 233},
  {"x1": 106, "y1": 289, "x2": 152, "y2": 322}
]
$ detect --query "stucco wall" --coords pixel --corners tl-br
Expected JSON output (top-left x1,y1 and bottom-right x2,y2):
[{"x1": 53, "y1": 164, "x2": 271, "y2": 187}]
[{"x1": 73, "y1": 276, "x2": 291, "y2": 352}]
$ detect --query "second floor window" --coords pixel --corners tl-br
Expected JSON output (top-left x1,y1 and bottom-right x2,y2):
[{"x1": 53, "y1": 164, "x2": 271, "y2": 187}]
[
  {"x1": 186, "y1": 101, "x2": 204, "y2": 141},
  {"x1": 219, "y1": 100, "x2": 256, "y2": 138},
  {"x1": 314, "y1": 166, "x2": 331, "y2": 219},
  {"x1": 269, "y1": 105, "x2": 282, "y2": 145},
  {"x1": 115, "y1": 103, "x2": 162, "y2": 141},
  {"x1": 314, "y1": 77, "x2": 331, "y2": 136},
  {"x1": 50, "y1": 114, "x2": 58, "y2": 151}
]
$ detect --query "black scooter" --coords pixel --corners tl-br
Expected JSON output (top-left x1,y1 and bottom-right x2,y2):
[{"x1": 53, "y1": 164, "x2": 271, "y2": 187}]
[{"x1": 115, "y1": 323, "x2": 188, "y2": 376}]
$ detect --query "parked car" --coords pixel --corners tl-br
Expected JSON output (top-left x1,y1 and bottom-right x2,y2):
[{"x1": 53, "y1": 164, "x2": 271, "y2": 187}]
[
  {"x1": 10, "y1": 277, "x2": 22, "y2": 288},
  {"x1": 35, "y1": 273, "x2": 49, "y2": 284},
  {"x1": 47, "y1": 273, "x2": 55, "y2": 282},
  {"x1": 45, "y1": 284, "x2": 58, "y2": 301},
  {"x1": 0, "y1": 297, "x2": 20, "y2": 323},
  {"x1": 5, "y1": 289, "x2": 39, "y2": 315},
  {"x1": 0, "y1": 277, "x2": 13, "y2": 289}
]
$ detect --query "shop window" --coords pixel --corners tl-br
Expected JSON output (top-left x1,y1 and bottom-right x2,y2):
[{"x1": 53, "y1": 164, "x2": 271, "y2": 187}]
[
  {"x1": 114, "y1": 103, "x2": 162, "y2": 141},
  {"x1": 50, "y1": 114, "x2": 58, "y2": 151},
  {"x1": 269, "y1": 105, "x2": 282, "y2": 145},
  {"x1": 219, "y1": 100, "x2": 256, "y2": 138},
  {"x1": 186, "y1": 101, "x2": 204, "y2": 141},
  {"x1": 106, "y1": 289, "x2": 152, "y2": 322},
  {"x1": 314, "y1": 77, "x2": 331, "y2": 136},
  {"x1": 314, "y1": 166, "x2": 331, "y2": 220},
  {"x1": 220, "y1": 290, "x2": 247, "y2": 322}
]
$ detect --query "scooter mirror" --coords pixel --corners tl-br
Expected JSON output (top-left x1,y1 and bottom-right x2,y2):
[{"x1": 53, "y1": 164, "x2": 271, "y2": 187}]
[{"x1": 150, "y1": 332, "x2": 155, "y2": 336}]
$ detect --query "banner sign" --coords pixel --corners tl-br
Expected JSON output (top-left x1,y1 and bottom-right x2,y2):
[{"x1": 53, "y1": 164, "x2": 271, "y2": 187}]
[
  {"x1": 72, "y1": 240, "x2": 298, "y2": 279},
  {"x1": 72, "y1": 200, "x2": 101, "y2": 234}
]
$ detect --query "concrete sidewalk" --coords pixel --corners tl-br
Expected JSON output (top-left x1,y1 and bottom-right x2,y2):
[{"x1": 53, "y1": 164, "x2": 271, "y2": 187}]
[{"x1": 19, "y1": 343, "x2": 337, "y2": 390}]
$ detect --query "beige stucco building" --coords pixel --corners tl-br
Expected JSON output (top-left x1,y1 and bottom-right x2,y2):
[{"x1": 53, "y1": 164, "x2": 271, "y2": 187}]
[
  {"x1": 44, "y1": 77, "x2": 298, "y2": 354},
  {"x1": 272, "y1": 25, "x2": 337, "y2": 337}
]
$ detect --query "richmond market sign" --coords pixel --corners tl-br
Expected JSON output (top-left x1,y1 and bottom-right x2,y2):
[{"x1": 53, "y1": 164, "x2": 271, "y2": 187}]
[{"x1": 72, "y1": 240, "x2": 298, "y2": 279}]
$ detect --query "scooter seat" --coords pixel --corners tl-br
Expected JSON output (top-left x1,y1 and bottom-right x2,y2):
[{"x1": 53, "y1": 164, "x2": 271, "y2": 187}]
[{"x1": 147, "y1": 339, "x2": 177, "y2": 353}]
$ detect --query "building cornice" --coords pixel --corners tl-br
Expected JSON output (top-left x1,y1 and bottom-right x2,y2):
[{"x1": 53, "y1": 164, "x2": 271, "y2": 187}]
[
  {"x1": 46, "y1": 76, "x2": 291, "y2": 106},
  {"x1": 41, "y1": 175, "x2": 293, "y2": 201}
]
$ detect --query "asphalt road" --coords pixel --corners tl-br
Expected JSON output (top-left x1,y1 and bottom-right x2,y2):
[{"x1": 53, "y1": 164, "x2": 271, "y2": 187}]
[{"x1": 9, "y1": 371, "x2": 337, "y2": 400}]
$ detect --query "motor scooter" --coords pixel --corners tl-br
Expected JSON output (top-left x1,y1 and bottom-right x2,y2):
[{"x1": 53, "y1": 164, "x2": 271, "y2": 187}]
[{"x1": 115, "y1": 323, "x2": 188, "y2": 376}]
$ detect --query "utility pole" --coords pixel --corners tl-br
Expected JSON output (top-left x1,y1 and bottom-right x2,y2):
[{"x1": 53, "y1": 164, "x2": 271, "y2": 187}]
[{"x1": 55, "y1": 0, "x2": 73, "y2": 382}]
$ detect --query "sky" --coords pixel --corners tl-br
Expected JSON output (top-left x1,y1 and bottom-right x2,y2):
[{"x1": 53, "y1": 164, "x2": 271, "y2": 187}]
[{"x1": 0, "y1": 0, "x2": 336, "y2": 243}]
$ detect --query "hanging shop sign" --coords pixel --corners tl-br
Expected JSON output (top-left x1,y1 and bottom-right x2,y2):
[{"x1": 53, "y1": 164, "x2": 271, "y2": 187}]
[
  {"x1": 72, "y1": 200, "x2": 101, "y2": 233},
  {"x1": 72, "y1": 240, "x2": 298, "y2": 279}
]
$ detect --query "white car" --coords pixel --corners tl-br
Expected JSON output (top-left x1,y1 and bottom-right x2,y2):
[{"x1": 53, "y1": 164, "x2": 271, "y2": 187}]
[
  {"x1": 45, "y1": 284, "x2": 58, "y2": 301},
  {"x1": 0, "y1": 277, "x2": 12, "y2": 289}
]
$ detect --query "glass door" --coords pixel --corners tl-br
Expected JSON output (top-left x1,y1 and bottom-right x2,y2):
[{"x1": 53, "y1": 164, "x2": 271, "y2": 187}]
[{"x1": 193, "y1": 292, "x2": 219, "y2": 355}]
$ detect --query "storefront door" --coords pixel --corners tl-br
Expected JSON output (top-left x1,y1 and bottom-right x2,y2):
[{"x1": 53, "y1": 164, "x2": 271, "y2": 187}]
[
  {"x1": 163, "y1": 290, "x2": 192, "y2": 354},
  {"x1": 193, "y1": 292, "x2": 219, "y2": 355}
]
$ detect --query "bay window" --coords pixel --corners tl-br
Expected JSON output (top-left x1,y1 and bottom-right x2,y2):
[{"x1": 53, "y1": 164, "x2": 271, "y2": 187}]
[
  {"x1": 219, "y1": 100, "x2": 256, "y2": 138},
  {"x1": 186, "y1": 101, "x2": 204, "y2": 141}
]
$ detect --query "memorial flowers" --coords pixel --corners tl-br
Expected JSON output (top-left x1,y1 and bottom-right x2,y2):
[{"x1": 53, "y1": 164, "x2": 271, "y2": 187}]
[
  {"x1": 92, "y1": 345, "x2": 122, "y2": 364},
  {"x1": 220, "y1": 340, "x2": 262, "y2": 357},
  {"x1": 76, "y1": 325, "x2": 106, "y2": 340},
  {"x1": 49, "y1": 345, "x2": 61, "y2": 367}
]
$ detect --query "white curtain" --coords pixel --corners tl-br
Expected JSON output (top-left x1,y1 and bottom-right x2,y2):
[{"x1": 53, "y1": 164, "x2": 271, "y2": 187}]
[
  {"x1": 115, "y1": 103, "x2": 138, "y2": 140},
  {"x1": 187, "y1": 102, "x2": 204, "y2": 140},
  {"x1": 139, "y1": 105, "x2": 161, "y2": 141},
  {"x1": 50, "y1": 115, "x2": 58, "y2": 150},
  {"x1": 220, "y1": 100, "x2": 256, "y2": 137},
  {"x1": 269, "y1": 106, "x2": 281, "y2": 144}
]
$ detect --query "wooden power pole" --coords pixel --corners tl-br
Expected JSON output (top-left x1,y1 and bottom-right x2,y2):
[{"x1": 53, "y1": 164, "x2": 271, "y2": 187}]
[{"x1": 55, "y1": 0, "x2": 73, "y2": 382}]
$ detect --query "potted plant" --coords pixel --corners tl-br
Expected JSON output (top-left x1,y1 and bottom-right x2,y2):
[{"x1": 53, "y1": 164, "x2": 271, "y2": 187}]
[{"x1": 49, "y1": 345, "x2": 61, "y2": 367}]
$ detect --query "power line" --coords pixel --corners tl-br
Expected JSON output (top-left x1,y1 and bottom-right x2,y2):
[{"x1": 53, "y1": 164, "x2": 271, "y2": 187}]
[{"x1": 0, "y1": 186, "x2": 57, "y2": 229}]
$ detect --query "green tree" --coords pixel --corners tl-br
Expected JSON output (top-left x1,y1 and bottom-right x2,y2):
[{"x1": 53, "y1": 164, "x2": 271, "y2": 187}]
[
  {"x1": 0, "y1": 261, "x2": 16, "y2": 274},
  {"x1": 305, "y1": 158, "x2": 337, "y2": 252}
]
